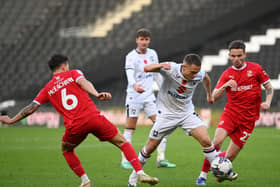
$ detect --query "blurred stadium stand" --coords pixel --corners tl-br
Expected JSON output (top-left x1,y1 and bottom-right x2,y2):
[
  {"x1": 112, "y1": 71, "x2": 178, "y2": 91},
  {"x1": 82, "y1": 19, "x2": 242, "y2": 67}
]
[{"x1": 0, "y1": 0, "x2": 279, "y2": 110}]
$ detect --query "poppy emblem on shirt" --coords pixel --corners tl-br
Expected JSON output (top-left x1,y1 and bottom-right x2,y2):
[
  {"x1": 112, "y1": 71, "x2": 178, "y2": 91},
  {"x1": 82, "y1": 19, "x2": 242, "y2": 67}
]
[
  {"x1": 247, "y1": 70, "x2": 253, "y2": 77},
  {"x1": 144, "y1": 59, "x2": 148, "y2": 64},
  {"x1": 182, "y1": 80, "x2": 187, "y2": 85}
]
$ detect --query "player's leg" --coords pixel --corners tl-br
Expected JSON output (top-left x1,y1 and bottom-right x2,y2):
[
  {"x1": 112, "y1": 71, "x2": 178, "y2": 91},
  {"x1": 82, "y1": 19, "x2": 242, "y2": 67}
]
[
  {"x1": 145, "y1": 101, "x2": 176, "y2": 168},
  {"x1": 150, "y1": 116, "x2": 176, "y2": 168},
  {"x1": 109, "y1": 132, "x2": 159, "y2": 186},
  {"x1": 62, "y1": 128, "x2": 92, "y2": 187},
  {"x1": 191, "y1": 126, "x2": 218, "y2": 163},
  {"x1": 92, "y1": 114, "x2": 158, "y2": 186},
  {"x1": 191, "y1": 126, "x2": 220, "y2": 186},
  {"x1": 215, "y1": 140, "x2": 241, "y2": 182},
  {"x1": 128, "y1": 116, "x2": 175, "y2": 187},
  {"x1": 196, "y1": 112, "x2": 235, "y2": 186},
  {"x1": 128, "y1": 138, "x2": 162, "y2": 187},
  {"x1": 156, "y1": 136, "x2": 176, "y2": 168},
  {"x1": 121, "y1": 103, "x2": 140, "y2": 169},
  {"x1": 216, "y1": 126, "x2": 253, "y2": 183},
  {"x1": 195, "y1": 127, "x2": 228, "y2": 185}
]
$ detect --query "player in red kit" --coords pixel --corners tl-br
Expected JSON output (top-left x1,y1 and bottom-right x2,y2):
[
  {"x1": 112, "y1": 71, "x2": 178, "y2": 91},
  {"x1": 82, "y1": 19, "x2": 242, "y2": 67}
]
[
  {"x1": 196, "y1": 40, "x2": 274, "y2": 186},
  {"x1": 0, "y1": 54, "x2": 159, "y2": 187}
]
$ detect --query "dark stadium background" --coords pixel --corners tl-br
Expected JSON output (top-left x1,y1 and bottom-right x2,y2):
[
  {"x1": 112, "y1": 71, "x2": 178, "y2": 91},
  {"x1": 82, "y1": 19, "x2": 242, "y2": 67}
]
[{"x1": 0, "y1": 0, "x2": 279, "y2": 118}]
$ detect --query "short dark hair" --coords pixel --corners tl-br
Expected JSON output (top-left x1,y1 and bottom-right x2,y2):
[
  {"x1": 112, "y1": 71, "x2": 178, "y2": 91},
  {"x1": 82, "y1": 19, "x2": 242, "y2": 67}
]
[
  {"x1": 136, "y1": 28, "x2": 151, "y2": 38},
  {"x1": 228, "y1": 40, "x2": 246, "y2": 51},
  {"x1": 48, "y1": 54, "x2": 68, "y2": 71},
  {"x1": 183, "y1": 53, "x2": 201, "y2": 66}
]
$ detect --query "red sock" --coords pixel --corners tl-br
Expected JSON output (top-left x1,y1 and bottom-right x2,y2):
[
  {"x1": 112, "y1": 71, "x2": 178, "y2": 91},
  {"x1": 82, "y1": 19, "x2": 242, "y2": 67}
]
[
  {"x1": 201, "y1": 158, "x2": 211, "y2": 172},
  {"x1": 121, "y1": 142, "x2": 142, "y2": 172},
  {"x1": 63, "y1": 151, "x2": 86, "y2": 177},
  {"x1": 218, "y1": 151, "x2": 226, "y2": 157}
]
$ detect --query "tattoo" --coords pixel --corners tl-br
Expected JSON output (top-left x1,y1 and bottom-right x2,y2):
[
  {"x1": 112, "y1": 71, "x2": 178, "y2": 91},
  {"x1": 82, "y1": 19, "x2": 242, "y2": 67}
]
[
  {"x1": 21, "y1": 102, "x2": 36, "y2": 117},
  {"x1": 267, "y1": 88, "x2": 273, "y2": 95}
]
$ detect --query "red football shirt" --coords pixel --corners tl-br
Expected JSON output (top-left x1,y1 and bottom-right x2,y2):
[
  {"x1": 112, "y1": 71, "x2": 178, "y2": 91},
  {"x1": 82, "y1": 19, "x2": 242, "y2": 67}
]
[
  {"x1": 216, "y1": 62, "x2": 270, "y2": 122},
  {"x1": 34, "y1": 70, "x2": 99, "y2": 128}
]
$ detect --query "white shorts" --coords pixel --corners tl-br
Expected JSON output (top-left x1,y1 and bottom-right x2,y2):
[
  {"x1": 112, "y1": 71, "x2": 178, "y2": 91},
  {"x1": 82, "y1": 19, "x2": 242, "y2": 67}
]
[
  {"x1": 149, "y1": 111, "x2": 205, "y2": 140},
  {"x1": 125, "y1": 100, "x2": 157, "y2": 118}
]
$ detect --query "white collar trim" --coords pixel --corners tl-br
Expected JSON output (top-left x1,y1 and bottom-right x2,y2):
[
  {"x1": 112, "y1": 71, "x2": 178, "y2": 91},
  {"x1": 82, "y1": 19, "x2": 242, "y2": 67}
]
[{"x1": 232, "y1": 62, "x2": 247, "y2": 70}]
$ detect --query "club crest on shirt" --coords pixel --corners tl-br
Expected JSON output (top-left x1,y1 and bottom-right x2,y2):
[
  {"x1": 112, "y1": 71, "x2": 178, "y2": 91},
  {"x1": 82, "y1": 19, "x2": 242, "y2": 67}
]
[{"x1": 247, "y1": 70, "x2": 253, "y2": 77}]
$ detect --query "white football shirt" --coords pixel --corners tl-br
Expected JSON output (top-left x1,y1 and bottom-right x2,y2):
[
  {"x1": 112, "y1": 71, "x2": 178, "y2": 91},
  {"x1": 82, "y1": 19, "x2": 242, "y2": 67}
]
[
  {"x1": 125, "y1": 48, "x2": 160, "y2": 102},
  {"x1": 157, "y1": 62, "x2": 205, "y2": 116}
]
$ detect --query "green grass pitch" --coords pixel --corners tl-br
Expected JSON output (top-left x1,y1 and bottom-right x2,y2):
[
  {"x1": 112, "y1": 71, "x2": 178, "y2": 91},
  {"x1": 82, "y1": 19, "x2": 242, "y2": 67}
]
[{"x1": 0, "y1": 126, "x2": 279, "y2": 187}]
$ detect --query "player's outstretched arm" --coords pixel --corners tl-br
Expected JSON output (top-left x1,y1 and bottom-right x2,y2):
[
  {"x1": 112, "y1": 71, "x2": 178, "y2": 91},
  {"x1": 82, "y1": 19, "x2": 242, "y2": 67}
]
[
  {"x1": 202, "y1": 73, "x2": 214, "y2": 104},
  {"x1": 144, "y1": 62, "x2": 170, "y2": 72},
  {"x1": 261, "y1": 82, "x2": 274, "y2": 111},
  {"x1": 212, "y1": 79, "x2": 237, "y2": 101},
  {"x1": 77, "y1": 78, "x2": 112, "y2": 101},
  {"x1": 0, "y1": 102, "x2": 40, "y2": 124}
]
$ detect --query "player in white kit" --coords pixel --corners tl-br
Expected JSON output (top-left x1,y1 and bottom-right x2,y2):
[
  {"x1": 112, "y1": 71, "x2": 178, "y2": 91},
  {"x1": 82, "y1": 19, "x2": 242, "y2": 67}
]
[
  {"x1": 121, "y1": 28, "x2": 176, "y2": 169},
  {"x1": 128, "y1": 54, "x2": 218, "y2": 187}
]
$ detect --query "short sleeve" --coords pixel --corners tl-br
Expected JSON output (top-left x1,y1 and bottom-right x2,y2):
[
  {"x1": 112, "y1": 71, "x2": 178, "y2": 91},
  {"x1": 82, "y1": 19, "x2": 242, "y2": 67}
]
[
  {"x1": 256, "y1": 64, "x2": 270, "y2": 85},
  {"x1": 33, "y1": 87, "x2": 49, "y2": 105},
  {"x1": 159, "y1": 62, "x2": 177, "y2": 78},
  {"x1": 198, "y1": 70, "x2": 206, "y2": 81},
  {"x1": 72, "y1": 69, "x2": 85, "y2": 82}
]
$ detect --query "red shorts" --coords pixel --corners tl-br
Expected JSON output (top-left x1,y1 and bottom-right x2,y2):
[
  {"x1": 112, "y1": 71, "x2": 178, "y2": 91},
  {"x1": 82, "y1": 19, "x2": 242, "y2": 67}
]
[
  {"x1": 62, "y1": 114, "x2": 118, "y2": 147},
  {"x1": 217, "y1": 112, "x2": 255, "y2": 148}
]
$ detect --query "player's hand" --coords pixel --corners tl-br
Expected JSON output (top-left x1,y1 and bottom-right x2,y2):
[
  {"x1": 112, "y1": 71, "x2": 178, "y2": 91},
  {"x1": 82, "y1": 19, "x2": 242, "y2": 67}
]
[
  {"x1": 97, "y1": 92, "x2": 112, "y2": 100},
  {"x1": 260, "y1": 102, "x2": 270, "y2": 111},
  {"x1": 133, "y1": 83, "x2": 145, "y2": 93},
  {"x1": 223, "y1": 79, "x2": 237, "y2": 90},
  {"x1": 161, "y1": 62, "x2": 171, "y2": 70},
  {"x1": 207, "y1": 94, "x2": 214, "y2": 104},
  {"x1": 0, "y1": 115, "x2": 13, "y2": 124}
]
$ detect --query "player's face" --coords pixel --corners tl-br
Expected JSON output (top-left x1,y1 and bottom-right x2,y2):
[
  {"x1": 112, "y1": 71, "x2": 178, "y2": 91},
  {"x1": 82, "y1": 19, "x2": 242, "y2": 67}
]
[
  {"x1": 136, "y1": 36, "x2": 150, "y2": 52},
  {"x1": 229, "y1": 49, "x2": 246, "y2": 68},
  {"x1": 182, "y1": 63, "x2": 201, "y2": 80}
]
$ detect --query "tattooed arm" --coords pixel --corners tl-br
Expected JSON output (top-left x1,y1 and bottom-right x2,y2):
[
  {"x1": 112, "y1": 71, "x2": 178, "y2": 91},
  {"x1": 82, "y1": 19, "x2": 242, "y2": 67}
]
[
  {"x1": 261, "y1": 82, "x2": 274, "y2": 111},
  {"x1": 0, "y1": 102, "x2": 40, "y2": 124}
]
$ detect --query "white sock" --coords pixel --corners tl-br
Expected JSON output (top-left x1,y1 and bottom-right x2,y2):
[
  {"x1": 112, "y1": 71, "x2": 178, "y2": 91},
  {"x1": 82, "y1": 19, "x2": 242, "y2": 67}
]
[
  {"x1": 199, "y1": 171, "x2": 207, "y2": 179},
  {"x1": 157, "y1": 137, "x2": 167, "y2": 161},
  {"x1": 123, "y1": 129, "x2": 134, "y2": 143},
  {"x1": 138, "y1": 147, "x2": 150, "y2": 166},
  {"x1": 121, "y1": 129, "x2": 135, "y2": 164},
  {"x1": 81, "y1": 174, "x2": 90, "y2": 184},
  {"x1": 136, "y1": 170, "x2": 145, "y2": 175},
  {"x1": 203, "y1": 144, "x2": 218, "y2": 163}
]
